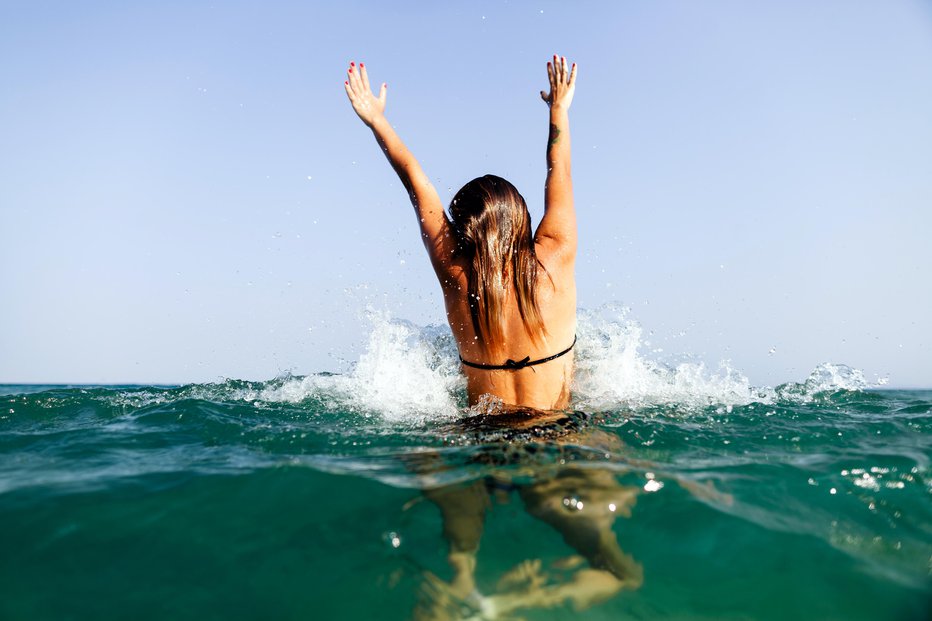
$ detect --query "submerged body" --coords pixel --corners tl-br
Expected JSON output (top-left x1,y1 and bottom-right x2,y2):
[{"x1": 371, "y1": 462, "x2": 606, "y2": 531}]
[{"x1": 3, "y1": 384, "x2": 931, "y2": 620}]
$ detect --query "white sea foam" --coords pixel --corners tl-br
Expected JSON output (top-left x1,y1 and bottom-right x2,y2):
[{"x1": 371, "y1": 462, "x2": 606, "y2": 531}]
[
  {"x1": 572, "y1": 305, "x2": 757, "y2": 409},
  {"x1": 149, "y1": 306, "x2": 873, "y2": 421},
  {"x1": 771, "y1": 362, "x2": 870, "y2": 403},
  {"x1": 330, "y1": 311, "x2": 464, "y2": 420},
  {"x1": 237, "y1": 310, "x2": 465, "y2": 422}
]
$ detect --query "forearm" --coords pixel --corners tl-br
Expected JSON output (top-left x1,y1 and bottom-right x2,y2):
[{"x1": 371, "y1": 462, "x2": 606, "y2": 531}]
[
  {"x1": 366, "y1": 114, "x2": 447, "y2": 249},
  {"x1": 368, "y1": 115, "x2": 430, "y2": 202},
  {"x1": 344, "y1": 61, "x2": 450, "y2": 268},
  {"x1": 546, "y1": 105, "x2": 571, "y2": 178},
  {"x1": 545, "y1": 105, "x2": 572, "y2": 208}
]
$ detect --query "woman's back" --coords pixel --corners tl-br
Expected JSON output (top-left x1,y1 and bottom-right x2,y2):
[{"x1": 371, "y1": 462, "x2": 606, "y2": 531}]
[{"x1": 442, "y1": 239, "x2": 576, "y2": 410}]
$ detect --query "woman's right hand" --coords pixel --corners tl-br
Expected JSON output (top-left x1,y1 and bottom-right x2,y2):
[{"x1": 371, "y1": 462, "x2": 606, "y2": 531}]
[
  {"x1": 344, "y1": 61, "x2": 387, "y2": 127},
  {"x1": 540, "y1": 55, "x2": 577, "y2": 110}
]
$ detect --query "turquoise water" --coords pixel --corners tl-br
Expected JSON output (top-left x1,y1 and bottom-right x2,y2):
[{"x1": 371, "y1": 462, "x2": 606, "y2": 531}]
[{"x1": 1, "y1": 314, "x2": 930, "y2": 620}]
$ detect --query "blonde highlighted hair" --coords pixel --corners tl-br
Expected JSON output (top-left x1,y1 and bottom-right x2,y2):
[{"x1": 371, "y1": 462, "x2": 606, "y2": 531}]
[{"x1": 449, "y1": 175, "x2": 546, "y2": 349}]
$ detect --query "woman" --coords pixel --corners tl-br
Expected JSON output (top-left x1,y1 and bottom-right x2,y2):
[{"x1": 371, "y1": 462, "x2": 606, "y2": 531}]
[
  {"x1": 344, "y1": 56, "x2": 578, "y2": 412},
  {"x1": 344, "y1": 59, "x2": 638, "y2": 617}
]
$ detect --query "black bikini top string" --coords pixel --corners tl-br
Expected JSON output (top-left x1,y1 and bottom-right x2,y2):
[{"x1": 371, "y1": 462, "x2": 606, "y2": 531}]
[{"x1": 459, "y1": 335, "x2": 578, "y2": 371}]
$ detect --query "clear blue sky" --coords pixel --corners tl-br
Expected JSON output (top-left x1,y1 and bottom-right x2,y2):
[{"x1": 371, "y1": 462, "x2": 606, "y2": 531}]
[{"x1": 2, "y1": 0, "x2": 931, "y2": 387}]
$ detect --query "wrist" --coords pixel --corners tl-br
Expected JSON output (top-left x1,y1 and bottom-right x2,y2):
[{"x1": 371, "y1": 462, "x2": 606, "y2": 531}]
[
  {"x1": 549, "y1": 104, "x2": 570, "y2": 118},
  {"x1": 366, "y1": 113, "x2": 389, "y2": 130}
]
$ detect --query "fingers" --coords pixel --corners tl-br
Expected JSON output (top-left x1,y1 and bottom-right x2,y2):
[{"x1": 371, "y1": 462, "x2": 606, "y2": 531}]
[
  {"x1": 360, "y1": 62, "x2": 371, "y2": 92},
  {"x1": 543, "y1": 54, "x2": 576, "y2": 107},
  {"x1": 346, "y1": 62, "x2": 355, "y2": 93},
  {"x1": 347, "y1": 60, "x2": 382, "y2": 105},
  {"x1": 348, "y1": 61, "x2": 368, "y2": 97},
  {"x1": 549, "y1": 54, "x2": 575, "y2": 85},
  {"x1": 344, "y1": 70, "x2": 360, "y2": 106},
  {"x1": 378, "y1": 82, "x2": 387, "y2": 105}
]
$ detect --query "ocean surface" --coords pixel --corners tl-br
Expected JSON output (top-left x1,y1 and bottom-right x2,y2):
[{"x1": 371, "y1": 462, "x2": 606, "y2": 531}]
[{"x1": 2, "y1": 310, "x2": 930, "y2": 620}]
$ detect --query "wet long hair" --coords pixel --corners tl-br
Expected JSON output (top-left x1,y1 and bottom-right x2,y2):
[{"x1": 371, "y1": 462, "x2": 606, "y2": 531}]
[{"x1": 449, "y1": 175, "x2": 546, "y2": 349}]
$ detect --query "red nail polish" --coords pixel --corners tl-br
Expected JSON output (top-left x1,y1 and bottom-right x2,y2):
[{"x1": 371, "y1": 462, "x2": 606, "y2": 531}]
[
  {"x1": 345, "y1": 81, "x2": 348, "y2": 85},
  {"x1": 349, "y1": 67, "x2": 353, "y2": 73},
  {"x1": 350, "y1": 62, "x2": 354, "y2": 66},
  {"x1": 360, "y1": 63, "x2": 364, "y2": 67}
]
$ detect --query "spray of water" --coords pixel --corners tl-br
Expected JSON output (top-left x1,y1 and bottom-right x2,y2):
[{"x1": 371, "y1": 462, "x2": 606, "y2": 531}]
[{"x1": 213, "y1": 305, "x2": 873, "y2": 422}]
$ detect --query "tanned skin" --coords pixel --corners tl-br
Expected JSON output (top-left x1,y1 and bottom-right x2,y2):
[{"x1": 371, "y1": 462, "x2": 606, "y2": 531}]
[{"x1": 344, "y1": 57, "x2": 578, "y2": 411}]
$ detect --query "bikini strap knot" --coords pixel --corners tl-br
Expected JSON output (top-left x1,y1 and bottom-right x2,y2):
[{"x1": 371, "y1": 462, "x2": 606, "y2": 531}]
[
  {"x1": 503, "y1": 356, "x2": 531, "y2": 370},
  {"x1": 458, "y1": 335, "x2": 577, "y2": 371}
]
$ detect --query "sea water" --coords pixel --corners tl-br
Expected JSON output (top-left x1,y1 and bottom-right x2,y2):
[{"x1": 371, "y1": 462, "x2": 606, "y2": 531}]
[{"x1": 1, "y1": 309, "x2": 930, "y2": 620}]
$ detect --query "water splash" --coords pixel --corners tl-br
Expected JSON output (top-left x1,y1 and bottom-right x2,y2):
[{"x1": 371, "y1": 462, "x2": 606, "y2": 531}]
[
  {"x1": 772, "y1": 363, "x2": 870, "y2": 402},
  {"x1": 83, "y1": 306, "x2": 875, "y2": 422},
  {"x1": 572, "y1": 305, "x2": 756, "y2": 410},
  {"x1": 249, "y1": 306, "x2": 876, "y2": 420},
  {"x1": 236, "y1": 310, "x2": 464, "y2": 423}
]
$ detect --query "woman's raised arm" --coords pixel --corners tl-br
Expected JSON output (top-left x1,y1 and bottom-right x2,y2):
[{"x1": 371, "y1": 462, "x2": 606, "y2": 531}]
[
  {"x1": 344, "y1": 61, "x2": 454, "y2": 275},
  {"x1": 535, "y1": 56, "x2": 578, "y2": 261}
]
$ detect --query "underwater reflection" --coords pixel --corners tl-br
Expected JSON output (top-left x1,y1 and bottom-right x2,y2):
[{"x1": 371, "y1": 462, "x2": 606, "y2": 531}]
[{"x1": 409, "y1": 410, "x2": 643, "y2": 620}]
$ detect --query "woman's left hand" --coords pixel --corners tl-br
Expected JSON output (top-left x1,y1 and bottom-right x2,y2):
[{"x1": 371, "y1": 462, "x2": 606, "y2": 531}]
[{"x1": 344, "y1": 61, "x2": 387, "y2": 127}]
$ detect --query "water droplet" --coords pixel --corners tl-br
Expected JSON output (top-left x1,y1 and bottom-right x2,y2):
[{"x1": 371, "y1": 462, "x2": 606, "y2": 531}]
[
  {"x1": 383, "y1": 531, "x2": 402, "y2": 548},
  {"x1": 644, "y1": 480, "x2": 663, "y2": 492},
  {"x1": 562, "y1": 496, "x2": 582, "y2": 510}
]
